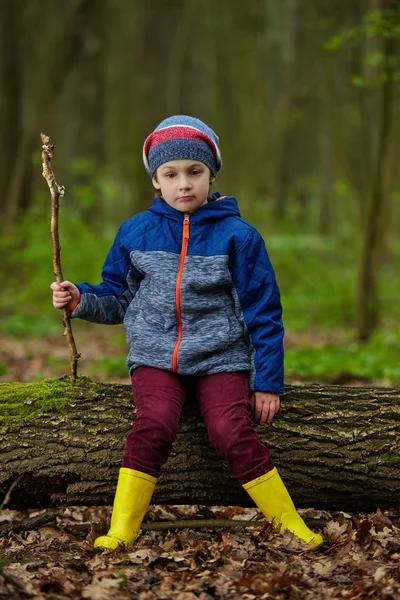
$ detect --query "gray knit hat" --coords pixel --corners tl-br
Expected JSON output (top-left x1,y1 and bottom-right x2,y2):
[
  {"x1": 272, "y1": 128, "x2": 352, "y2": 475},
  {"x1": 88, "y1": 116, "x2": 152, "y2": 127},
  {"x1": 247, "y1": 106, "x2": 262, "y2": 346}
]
[{"x1": 143, "y1": 115, "x2": 222, "y2": 177}]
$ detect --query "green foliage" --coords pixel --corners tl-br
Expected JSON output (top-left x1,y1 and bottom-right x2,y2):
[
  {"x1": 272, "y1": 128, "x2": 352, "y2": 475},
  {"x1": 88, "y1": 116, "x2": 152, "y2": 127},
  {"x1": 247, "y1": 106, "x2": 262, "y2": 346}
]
[
  {"x1": 267, "y1": 232, "x2": 356, "y2": 330},
  {"x1": 0, "y1": 549, "x2": 14, "y2": 567},
  {"x1": 0, "y1": 189, "x2": 115, "y2": 337},
  {"x1": 351, "y1": 75, "x2": 366, "y2": 88},
  {"x1": 118, "y1": 573, "x2": 129, "y2": 586},
  {"x1": 92, "y1": 354, "x2": 128, "y2": 378},
  {"x1": 324, "y1": 8, "x2": 400, "y2": 51},
  {"x1": 286, "y1": 330, "x2": 400, "y2": 384},
  {"x1": 381, "y1": 453, "x2": 400, "y2": 464},
  {"x1": 0, "y1": 174, "x2": 399, "y2": 385},
  {"x1": 324, "y1": 6, "x2": 400, "y2": 87},
  {"x1": 264, "y1": 226, "x2": 400, "y2": 385}
]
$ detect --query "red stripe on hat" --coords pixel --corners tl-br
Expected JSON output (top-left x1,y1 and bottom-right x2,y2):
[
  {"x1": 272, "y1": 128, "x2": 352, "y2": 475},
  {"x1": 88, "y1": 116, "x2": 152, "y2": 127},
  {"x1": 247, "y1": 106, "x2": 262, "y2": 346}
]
[{"x1": 143, "y1": 125, "x2": 218, "y2": 161}]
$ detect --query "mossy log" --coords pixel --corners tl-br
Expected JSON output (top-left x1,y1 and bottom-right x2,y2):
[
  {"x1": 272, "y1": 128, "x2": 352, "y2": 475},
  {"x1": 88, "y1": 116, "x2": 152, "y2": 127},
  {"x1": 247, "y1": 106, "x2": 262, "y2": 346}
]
[{"x1": 0, "y1": 377, "x2": 399, "y2": 510}]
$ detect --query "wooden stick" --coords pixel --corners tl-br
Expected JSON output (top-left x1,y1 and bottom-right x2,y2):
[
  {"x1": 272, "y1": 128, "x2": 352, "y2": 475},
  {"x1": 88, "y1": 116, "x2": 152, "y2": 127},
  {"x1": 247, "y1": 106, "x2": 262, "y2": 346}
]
[
  {"x1": 141, "y1": 518, "x2": 268, "y2": 531},
  {"x1": 0, "y1": 509, "x2": 62, "y2": 536},
  {"x1": 0, "y1": 512, "x2": 328, "y2": 537},
  {"x1": 41, "y1": 133, "x2": 80, "y2": 385},
  {"x1": 0, "y1": 566, "x2": 27, "y2": 593},
  {"x1": 0, "y1": 474, "x2": 24, "y2": 511}
]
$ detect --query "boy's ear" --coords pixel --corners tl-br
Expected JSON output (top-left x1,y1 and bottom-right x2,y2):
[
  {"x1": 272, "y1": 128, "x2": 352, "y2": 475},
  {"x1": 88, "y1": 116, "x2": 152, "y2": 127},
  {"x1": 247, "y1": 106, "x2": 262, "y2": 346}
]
[
  {"x1": 152, "y1": 175, "x2": 161, "y2": 190},
  {"x1": 209, "y1": 175, "x2": 216, "y2": 184}
]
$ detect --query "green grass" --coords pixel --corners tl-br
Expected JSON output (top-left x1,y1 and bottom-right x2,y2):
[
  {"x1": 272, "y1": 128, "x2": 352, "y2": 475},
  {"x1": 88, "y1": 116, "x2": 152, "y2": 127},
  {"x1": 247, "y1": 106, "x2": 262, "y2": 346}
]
[
  {"x1": 92, "y1": 354, "x2": 128, "y2": 377},
  {"x1": 285, "y1": 330, "x2": 400, "y2": 384},
  {"x1": 266, "y1": 230, "x2": 400, "y2": 332},
  {"x1": 265, "y1": 232, "x2": 400, "y2": 385},
  {"x1": 266, "y1": 232, "x2": 355, "y2": 330}
]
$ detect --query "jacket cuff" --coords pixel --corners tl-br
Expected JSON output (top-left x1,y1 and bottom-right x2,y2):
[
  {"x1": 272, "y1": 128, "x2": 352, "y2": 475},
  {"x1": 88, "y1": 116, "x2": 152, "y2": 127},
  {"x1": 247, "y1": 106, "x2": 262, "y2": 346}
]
[
  {"x1": 71, "y1": 294, "x2": 82, "y2": 314},
  {"x1": 70, "y1": 293, "x2": 86, "y2": 319}
]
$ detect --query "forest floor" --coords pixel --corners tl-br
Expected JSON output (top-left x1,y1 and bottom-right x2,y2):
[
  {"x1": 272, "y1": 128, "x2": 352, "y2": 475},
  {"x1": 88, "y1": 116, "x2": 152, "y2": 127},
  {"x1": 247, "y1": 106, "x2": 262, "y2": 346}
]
[
  {"x1": 0, "y1": 327, "x2": 378, "y2": 386},
  {"x1": 0, "y1": 330, "x2": 131, "y2": 385},
  {"x1": 1, "y1": 504, "x2": 400, "y2": 600},
  {"x1": 1, "y1": 330, "x2": 399, "y2": 598}
]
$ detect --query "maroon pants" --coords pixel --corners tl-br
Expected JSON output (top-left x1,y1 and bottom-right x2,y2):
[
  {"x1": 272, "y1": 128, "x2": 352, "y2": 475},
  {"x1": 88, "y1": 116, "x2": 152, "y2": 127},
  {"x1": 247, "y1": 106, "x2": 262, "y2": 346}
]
[{"x1": 122, "y1": 366, "x2": 274, "y2": 485}]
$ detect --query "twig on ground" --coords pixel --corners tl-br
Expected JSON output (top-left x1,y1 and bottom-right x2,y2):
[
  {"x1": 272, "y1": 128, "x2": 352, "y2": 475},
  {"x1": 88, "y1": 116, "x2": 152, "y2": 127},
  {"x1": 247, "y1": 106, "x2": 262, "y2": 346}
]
[
  {"x1": 142, "y1": 518, "x2": 268, "y2": 531},
  {"x1": 0, "y1": 566, "x2": 27, "y2": 593},
  {"x1": 143, "y1": 516, "x2": 329, "y2": 531},
  {"x1": 0, "y1": 510, "x2": 328, "y2": 538},
  {"x1": 65, "y1": 515, "x2": 328, "y2": 536},
  {"x1": 0, "y1": 509, "x2": 62, "y2": 536},
  {"x1": 64, "y1": 518, "x2": 267, "y2": 536},
  {"x1": 0, "y1": 475, "x2": 24, "y2": 512}
]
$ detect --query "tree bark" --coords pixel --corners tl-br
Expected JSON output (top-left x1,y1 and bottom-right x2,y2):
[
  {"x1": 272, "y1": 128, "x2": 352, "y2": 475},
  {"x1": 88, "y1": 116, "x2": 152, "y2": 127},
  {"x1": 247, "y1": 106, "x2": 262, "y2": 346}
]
[{"x1": 1, "y1": 380, "x2": 399, "y2": 511}]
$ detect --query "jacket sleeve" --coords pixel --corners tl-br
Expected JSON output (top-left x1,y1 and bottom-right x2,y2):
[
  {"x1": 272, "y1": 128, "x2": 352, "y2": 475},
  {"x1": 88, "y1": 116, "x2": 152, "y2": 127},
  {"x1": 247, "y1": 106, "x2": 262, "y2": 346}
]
[
  {"x1": 71, "y1": 221, "x2": 142, "y2": 325},
  {"x1": 229, "y1": 228, "x2": 284, "y2": 393}
]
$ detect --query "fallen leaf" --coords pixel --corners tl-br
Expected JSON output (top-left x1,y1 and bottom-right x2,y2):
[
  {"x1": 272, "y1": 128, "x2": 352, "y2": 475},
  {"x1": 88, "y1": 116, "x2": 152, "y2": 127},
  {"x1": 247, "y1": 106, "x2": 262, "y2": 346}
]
[
  {"x1": 38, "y1": 526, "x2": 65, "y2": 541},
  {"x1": 370, "y1": 509, "x2": 393, "y2": 531},
  {"x1": 313, "y1": 560, "x2": 334, "y2": 577},
  {"x1": 373, "y1": 566, "x2": 386, "y2": 583},
  {"x1": 128, "y1": 548, "x2": 159, "y2": 564},
  {"x1": 324, "y1": 520, "x2": 349, "y2": 543},
  {"x1": 22, "y1": 397, "x2": 37, "y2": 405},
  {"x1": 81, "y1": 576, "x2": 122, "y2": 600}
]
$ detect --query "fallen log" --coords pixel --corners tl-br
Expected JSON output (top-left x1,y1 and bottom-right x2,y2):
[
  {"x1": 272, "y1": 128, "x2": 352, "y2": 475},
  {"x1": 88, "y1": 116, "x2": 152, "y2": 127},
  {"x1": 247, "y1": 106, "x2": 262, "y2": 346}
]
[{"x1": 0, "y1": 377, "x2": 399, "y2": 511}]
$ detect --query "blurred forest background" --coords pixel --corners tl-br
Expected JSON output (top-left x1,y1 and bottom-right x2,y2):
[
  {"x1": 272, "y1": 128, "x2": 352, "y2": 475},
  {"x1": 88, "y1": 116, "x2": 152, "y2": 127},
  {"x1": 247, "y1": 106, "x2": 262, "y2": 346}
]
[{"x1": 0, "y1": 0, "x2": 399, "y2": 385}]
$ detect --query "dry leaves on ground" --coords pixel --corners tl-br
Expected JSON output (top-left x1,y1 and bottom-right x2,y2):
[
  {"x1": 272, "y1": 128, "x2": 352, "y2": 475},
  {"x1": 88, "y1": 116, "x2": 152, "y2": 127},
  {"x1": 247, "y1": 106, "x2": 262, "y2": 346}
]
[{"x1": 1, "y1": 505, "x2": 399, "y2": 599}]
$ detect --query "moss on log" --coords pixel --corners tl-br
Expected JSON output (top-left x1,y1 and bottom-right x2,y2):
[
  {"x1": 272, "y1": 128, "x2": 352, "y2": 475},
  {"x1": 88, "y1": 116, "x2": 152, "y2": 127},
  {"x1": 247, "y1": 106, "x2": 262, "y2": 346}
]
[{"x1": 0, "y1": 378, "x2": 399, "y2": 510}]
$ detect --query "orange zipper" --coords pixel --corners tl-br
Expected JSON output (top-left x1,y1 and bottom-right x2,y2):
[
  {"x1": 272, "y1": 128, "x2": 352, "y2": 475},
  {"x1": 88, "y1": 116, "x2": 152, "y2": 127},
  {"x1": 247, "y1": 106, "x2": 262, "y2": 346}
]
[{"x1": 172, "y1": 213, "x2": 190, "y2": 372}]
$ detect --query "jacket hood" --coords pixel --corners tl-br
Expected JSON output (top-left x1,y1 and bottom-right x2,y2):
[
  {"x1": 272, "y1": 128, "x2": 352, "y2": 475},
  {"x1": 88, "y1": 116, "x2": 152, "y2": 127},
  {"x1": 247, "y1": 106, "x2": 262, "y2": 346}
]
[{"x1": 149, "y1": 192, "x2": 241, "y2": 223}]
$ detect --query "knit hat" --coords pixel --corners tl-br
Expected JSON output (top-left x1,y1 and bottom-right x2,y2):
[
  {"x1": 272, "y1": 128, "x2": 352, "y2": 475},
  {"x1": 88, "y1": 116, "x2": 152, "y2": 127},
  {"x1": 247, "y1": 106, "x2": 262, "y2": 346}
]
[{"x1": 143, "y1": 115, "x2": 222, "y2": 177}]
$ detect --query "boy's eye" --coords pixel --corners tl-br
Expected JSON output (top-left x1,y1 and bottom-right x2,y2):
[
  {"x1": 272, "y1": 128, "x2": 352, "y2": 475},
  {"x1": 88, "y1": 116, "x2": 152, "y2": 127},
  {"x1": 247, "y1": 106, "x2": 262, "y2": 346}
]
[
  {"x1": 166, "y1": 173, "x2": 176, "y2": 178},
  {"x1": 191, "y1": 169, "x2": 201, "y2": 175}
]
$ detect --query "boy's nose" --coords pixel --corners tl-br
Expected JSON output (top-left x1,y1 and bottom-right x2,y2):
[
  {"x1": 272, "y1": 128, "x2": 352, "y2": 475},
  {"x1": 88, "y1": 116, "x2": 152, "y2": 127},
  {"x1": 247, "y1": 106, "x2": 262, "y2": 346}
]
[{"x1": 179, "y1": 176, "x2": 191, "y2": 189}]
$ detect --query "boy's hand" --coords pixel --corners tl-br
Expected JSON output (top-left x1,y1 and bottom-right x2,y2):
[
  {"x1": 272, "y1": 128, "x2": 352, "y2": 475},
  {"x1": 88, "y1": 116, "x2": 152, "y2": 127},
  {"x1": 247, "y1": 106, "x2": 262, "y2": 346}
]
[
  {"x1": 251, "y1": 391, "x2": 280, "y2": 424},
  {"x1": 50, "y1": 281, "x2": 81, "y2": 311}
]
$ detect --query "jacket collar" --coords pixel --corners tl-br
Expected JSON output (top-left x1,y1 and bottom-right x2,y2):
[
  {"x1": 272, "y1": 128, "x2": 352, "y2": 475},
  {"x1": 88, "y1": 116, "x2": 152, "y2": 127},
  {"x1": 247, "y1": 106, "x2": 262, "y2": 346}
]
[{"x1": 149, "y1": 192, "x2": 241, "y2": 223}]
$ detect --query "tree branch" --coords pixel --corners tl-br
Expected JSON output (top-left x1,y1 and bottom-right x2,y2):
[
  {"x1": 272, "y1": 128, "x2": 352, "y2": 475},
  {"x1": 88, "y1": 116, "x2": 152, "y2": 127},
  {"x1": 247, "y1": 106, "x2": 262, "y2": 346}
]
[{"x1": 41, "y1": 133, "x2": 80, "y2": 384}]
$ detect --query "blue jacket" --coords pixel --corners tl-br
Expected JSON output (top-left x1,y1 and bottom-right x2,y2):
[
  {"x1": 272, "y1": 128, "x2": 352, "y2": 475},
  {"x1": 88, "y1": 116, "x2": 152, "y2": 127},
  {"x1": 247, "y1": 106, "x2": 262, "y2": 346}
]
[{"x1": 72, "y1": 193, "x2": 284, "y2": 393}]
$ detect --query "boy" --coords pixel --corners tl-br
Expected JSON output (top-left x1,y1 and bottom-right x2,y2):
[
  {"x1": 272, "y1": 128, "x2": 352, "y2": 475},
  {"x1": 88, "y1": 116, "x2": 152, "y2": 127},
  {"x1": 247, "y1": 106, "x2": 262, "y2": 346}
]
[{"x1": 51, "y1": 115, "x2": 323, "y2": 550}]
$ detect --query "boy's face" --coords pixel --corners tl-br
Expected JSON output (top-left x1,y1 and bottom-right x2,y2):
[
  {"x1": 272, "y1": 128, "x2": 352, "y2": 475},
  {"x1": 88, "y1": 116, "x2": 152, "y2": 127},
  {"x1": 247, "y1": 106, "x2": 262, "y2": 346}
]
[{"x1": 152, "y1": 159, "x2": 215, "y2": 213}]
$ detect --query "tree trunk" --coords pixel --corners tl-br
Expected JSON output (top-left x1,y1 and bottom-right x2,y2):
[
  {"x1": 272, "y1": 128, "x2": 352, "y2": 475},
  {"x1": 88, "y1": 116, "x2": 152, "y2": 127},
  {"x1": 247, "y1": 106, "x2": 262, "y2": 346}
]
[
  {"x1": 1, "y1": 379, "x2": 399, "y2": 511},
  {"x1": 356, "y1": 17, "x2": 396, "y2": 342},
  {"x1": 271, "y1": 0, "x2": 300, "y2": 222},
  {"x1": 0, "y1": 0, "x2": 20, "y2": 216},
  {"x1": 164, "y1": 0, "x2": 198, "y2": 115},
  {"x1": 0, "y1": 0, "x2": 95, "y2": 235}
]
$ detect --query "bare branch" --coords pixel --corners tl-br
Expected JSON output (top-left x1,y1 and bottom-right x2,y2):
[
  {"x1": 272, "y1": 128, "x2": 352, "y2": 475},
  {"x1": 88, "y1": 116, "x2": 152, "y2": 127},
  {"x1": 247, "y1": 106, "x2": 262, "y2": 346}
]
[
  {"x1": 0, "y1": 474, "x2": 24, "y2": 511},
  {"x1": 0, "y1": 566, "x2": 27, "y2": 593},
  {"x1": 0, "y1": 509, "x2": 63, "y2": 537},
  {"x1": 41, "y1": 133, "x2": 80, "y2": 384}
]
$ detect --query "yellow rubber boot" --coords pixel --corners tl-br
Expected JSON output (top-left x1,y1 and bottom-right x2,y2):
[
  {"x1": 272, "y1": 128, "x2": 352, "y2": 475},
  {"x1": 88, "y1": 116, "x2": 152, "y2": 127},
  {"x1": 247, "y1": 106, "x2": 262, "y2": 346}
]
[
  {"x1": 94, "y1": 468, "x2": 157, "y2": 550},
  {"x1": 243, "y1": 467, "x2": 323, "y2": 547}
]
